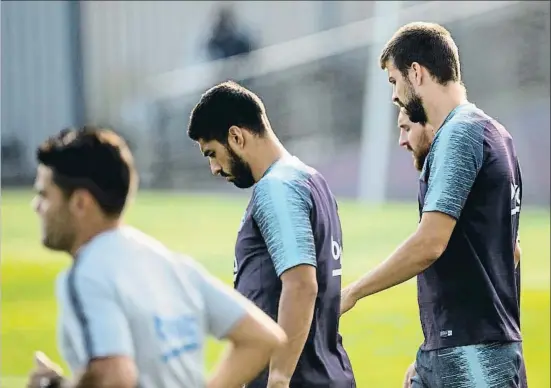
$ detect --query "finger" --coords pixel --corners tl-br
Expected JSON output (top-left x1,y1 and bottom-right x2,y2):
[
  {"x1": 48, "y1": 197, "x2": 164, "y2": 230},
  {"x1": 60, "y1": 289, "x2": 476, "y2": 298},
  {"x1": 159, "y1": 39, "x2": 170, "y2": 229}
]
[
  {"x1": 27, "y1": 372, "x2": 56, "y2": 388},
  {"x1": 407, "y1": 372, "x2": 416, "y2": 388},
  {"x1": 34, "y1": 351, "x2": 51, "y2": 368},
  {"x1": 403, "y1": 370, "x2": 413, "y2": 388},
  {"x1": 34, "y1": 351, "x2": 63, "y2": 375},
  {"x1": 404, "y1": 376, "x2": 412, "y2": 388},
  {"x1": 38, "y1": 376, "x2": 51, "y2": 388}
]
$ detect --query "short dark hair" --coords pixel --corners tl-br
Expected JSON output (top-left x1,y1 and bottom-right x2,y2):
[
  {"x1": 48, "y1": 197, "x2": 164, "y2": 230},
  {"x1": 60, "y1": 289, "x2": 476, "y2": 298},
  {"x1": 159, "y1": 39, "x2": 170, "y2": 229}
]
[
  {"x1": 188, "y1": 81, "x2": 268, "y2": 143},
  {"x1": 36, "y1": 126, "x2": 137, "y2": 217},
  {"x1": 379, "y1": 22, "x2": 461, "y2": 85}
]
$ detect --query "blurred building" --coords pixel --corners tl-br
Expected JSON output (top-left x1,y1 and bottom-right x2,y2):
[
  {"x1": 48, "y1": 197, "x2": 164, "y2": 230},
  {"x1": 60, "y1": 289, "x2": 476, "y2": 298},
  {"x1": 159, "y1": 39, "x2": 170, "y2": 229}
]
[{"x1": 2, "y1": 1, "x2": 549, "y2": 206}]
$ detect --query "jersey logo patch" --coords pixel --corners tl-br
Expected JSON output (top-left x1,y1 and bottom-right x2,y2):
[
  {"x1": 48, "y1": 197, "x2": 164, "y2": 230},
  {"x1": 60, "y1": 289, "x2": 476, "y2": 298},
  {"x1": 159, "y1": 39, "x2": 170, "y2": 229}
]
[
  {"x1": 154, "y1": 314, "x2": 201, "y2": 362},
  {"x1": 331, "y1": 236, "x2": 342, "y2": 277},
  {"x1": 233, "y1": 256, "x2": 238, "y2": 282},
  {"x1": 511, "y1": 183, "x2": 521, "y2": 216}
]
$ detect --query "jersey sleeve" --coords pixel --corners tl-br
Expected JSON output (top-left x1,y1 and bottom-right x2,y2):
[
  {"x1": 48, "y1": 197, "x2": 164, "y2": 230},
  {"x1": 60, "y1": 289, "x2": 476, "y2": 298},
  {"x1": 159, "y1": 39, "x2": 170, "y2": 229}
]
[
  {"x1": 67, "y1": 265, "x2": 134, "y2": 361},
  {"x1": 191, "y1": 261, "x2": 248, "y2": 340},
  {"x1": 423, "y1": 120, "x2": 485, "y2": 219},
  {"x1": 252, "y1": 177, "x2": 317, "y2": 277}
]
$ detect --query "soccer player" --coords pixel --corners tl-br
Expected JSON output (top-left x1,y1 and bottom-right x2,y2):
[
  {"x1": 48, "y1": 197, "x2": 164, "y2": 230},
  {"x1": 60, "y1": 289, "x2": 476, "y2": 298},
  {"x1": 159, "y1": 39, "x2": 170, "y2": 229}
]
[
  {"x1": 340, "y1": 23, "x2": 526, "y2": 387},
  {"x1": 396, "y1": 108, "x2": 435, "y2": 172},
  {"x1": 27, "y1": 127, "x2": 287, "y2": 388},
  {"x1": 187, "y1": 81, "x2": 356, "y2": 388}
]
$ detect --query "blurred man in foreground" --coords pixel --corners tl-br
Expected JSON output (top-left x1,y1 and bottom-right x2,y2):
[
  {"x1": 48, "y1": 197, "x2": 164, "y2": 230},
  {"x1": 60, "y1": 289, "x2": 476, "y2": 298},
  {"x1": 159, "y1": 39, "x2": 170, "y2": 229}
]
[
  {"x1": 27, "y1": 126, "x2": 286, "y2": 388},
  {"x1": 187, "y1": 81, "x2": 355, "y2": 388},
  {"x1": 341, "y1": 22, "x2": 526, "y2": 387}
]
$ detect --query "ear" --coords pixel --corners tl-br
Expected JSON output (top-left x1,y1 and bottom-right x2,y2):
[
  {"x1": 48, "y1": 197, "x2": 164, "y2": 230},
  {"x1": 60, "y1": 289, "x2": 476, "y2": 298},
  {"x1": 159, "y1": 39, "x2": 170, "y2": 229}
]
[
  {"x1": 69, "y1": 189, "x2": 92, "y2": 216},
  {"x1": 409, "y1": 62, "x2": 424, "y2": 87},
  {"x1": 228, "y1": 125, "x2": 245, "y2": 149}
]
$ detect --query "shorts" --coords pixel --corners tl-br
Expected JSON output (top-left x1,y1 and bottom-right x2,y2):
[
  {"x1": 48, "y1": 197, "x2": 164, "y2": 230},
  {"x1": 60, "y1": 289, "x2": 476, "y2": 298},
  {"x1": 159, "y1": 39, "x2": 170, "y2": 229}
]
[{"x1": 411, "y1": 342, "x2": 527, "y2": 388}]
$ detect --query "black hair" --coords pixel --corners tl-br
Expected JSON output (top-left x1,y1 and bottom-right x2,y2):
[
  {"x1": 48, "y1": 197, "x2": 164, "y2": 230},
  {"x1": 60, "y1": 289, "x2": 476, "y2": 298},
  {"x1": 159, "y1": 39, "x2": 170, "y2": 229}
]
[
  {"x1": 36, "y1": 126, "x2": 136, "y2": 217},
  {"x1": 380, "y1": 22, "x2": 461, "y2": 85},
  {"x1": 188, "y1": 80, "x2": 268, "y2": 143}
]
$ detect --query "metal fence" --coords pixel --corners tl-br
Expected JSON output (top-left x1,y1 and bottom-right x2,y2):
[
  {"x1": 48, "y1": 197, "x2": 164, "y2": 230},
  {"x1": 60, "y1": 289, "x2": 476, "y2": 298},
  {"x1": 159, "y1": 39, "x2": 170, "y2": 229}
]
[
  {"x1": 2, "y1": 1, "x2": 549, "y2": 205},
  {"x1": 144, "y1": 1, "x2": 550, "y2": 205}
]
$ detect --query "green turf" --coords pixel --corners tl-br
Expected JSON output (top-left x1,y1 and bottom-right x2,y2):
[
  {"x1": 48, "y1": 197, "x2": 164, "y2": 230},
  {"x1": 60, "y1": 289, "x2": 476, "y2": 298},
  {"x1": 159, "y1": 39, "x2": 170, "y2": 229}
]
[{"x1": 2, "y1": 190, "x2": 549, "y2": 387}]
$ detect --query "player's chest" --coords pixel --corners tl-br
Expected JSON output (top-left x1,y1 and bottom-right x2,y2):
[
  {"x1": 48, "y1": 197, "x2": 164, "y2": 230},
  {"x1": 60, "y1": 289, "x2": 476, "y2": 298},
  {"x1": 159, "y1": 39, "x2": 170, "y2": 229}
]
[
  {"x1": 235, "y1": 202, "x2": 266, "y2": 254},
  {"x1": 233, "y1": 206, "x2": 273, "y2": 284},
  {"x1": 56, "y1": 289, "x2": 89, "y2": 373}
]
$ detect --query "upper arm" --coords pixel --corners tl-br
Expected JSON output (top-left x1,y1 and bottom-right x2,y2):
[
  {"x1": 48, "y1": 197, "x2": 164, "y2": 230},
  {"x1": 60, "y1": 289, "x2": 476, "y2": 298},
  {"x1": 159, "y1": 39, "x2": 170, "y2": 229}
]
[
  {"x1": 68, "y1": 265, "x2": 137, "y2": 385},
  {"x1": 423, "y1": 121, "x2": 484, "y2": 219},
  {"x1": 252, "y1": 178, "x2": 317, "y2": 277},
  {"x1": 83, "y1": 358, "x2": 137, "y2": 388},
  {"x1": 192, "y1": 262, "x2": 286, "y2": 346},
  {"x1": 69, "y1": 268, "x2": 134, "y2": 360},
  {"x1": 223, "y1": 303, "x2": 286, "y2": 349},
  {"x1": 193, "y1": 262, "x2": 249, "y2": 339},
  {"x1": 417, "y1": 211, "x2": 458, "y2": 260}
]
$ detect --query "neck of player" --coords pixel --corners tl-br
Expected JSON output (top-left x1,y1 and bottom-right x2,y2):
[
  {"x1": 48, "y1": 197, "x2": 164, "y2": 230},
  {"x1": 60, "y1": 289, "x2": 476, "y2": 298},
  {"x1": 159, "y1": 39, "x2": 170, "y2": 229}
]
[
  {"x1": 425, "y1": 82, "x2": 469, "y2": 131},
  {"x1": 251, "y1": 132, "x2": 291, "y2": 183},
  {"x1": 70, "y1": 218, "x2": 121, "y2": 258}
]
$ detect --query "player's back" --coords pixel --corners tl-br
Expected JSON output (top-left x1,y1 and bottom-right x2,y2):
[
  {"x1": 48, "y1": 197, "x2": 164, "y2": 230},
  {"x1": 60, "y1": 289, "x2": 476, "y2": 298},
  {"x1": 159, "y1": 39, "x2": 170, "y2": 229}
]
[
  {"x1": 417, "y1": 103, "x2": 523, "y2": 351},
  {"x1": 56, "y1": 226, "x2": 235, "y2": 388},
  {"x1": 235, "y1": 156, "x2": 355, "y2": 387}
]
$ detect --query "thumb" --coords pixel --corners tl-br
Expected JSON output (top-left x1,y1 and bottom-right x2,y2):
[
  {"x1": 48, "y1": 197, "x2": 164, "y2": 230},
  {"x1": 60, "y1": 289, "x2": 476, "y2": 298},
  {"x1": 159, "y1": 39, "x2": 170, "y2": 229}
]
[{"x1": 34, "y1": 351, "x2": 51, "y2": 368}]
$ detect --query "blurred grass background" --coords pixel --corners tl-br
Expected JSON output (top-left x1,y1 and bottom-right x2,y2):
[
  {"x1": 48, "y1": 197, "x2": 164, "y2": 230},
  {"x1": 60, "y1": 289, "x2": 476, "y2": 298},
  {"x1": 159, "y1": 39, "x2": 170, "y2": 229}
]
[{"x1": 2, "y1": 190, "x2": 549, "y2": 387}]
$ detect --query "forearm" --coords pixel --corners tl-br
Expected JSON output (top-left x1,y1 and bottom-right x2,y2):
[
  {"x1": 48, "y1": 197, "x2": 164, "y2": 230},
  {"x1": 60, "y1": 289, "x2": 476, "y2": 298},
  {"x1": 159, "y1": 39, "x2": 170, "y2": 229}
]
[
  {"x1": 269, "y1": 285, "x2": 316, "y2": 386},
  {"x1": 514, "y1": 241, "x2": 521, "y2": 269},
  {"x1": 57, "y1": 372, "x2": 101, "y2": 388},
  {"x1": 71, "y1": 373, "x2": 98, "y2": 388},
  {"x1": 208, "y1": 342, "x2": 273, "y2": 388},
  {"x1": 350, "y1": 232, "x2": 437, "y2": 301},
  {"x1": 61, "y1": 362, "x2": 135, "y2": 388}
]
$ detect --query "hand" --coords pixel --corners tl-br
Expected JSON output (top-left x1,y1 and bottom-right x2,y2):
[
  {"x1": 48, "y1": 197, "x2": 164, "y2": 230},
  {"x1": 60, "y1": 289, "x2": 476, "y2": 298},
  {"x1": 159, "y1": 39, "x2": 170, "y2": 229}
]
[
  {"x1": 403, "y1": 362, "x2": 417, "y2": 388},
  {"x1": 267, "y1": 381, "x2": 289, "y2": 388},
  {"x1": 340, "y1": 285, "x2": 357, "y2": 316},
  {"x1": 267, "y1": 373, "x2": 290, "y2": 388},
  {"x1": 27, "y1": 351, "x2": 64, "y2": 388}
]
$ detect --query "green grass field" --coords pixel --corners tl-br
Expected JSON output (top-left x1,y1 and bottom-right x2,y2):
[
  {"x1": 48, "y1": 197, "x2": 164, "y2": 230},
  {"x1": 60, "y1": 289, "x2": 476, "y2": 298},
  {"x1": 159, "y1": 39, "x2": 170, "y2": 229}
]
[{"x1": 2, "y1": 190, "x2": 549, "y2": 387}]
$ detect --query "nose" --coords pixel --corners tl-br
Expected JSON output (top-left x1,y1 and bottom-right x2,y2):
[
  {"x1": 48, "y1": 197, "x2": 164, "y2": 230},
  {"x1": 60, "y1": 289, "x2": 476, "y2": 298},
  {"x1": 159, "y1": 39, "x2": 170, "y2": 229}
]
[
  {"x1": 391, "y1": 86, "x2": 399, "y2": 105},
  {"x1": 31, "y1": 196, "x2": 40, "y2": 213},
  {"x1": 399, "y1": 130, "x2": 409, "y2": 148},
  {"x1": 209, "y1": 160, "x2": 222, "y2": 176}
]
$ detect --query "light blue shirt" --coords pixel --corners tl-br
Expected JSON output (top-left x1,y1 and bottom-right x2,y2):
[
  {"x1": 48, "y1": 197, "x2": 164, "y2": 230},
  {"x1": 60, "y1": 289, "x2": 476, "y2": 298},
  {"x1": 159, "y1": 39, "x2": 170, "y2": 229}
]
[
  {"x1": 422, "y1": 103, "x2": 485, "y2": 219},
  {"x1": 251, "y1": 156, "x2": 317, "y2": 277},
  {"x1": 56, "y1": 226, "x2": 247, "y2": 387}
]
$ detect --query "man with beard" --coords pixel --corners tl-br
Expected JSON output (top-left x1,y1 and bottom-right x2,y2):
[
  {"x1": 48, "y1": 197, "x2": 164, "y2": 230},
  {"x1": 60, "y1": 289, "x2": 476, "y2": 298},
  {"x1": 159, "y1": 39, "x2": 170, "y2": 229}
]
[
  {"x1": 27, "y1": 126, "x2": 287, "y2": 388},
  {"x1": 340, "y1": 22, "x2": 526, "y2": 387},
  {"x1": 187, "y1": 81, "x2": 356, "y2": 388},
  {"x1": 397, "y1": 108, "x2": 435, "y2": 172}
]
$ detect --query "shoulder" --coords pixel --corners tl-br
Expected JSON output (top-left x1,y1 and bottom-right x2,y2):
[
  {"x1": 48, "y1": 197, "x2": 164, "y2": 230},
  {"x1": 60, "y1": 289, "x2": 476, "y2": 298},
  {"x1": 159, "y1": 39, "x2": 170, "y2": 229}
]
[
  {"x1": 72, "y1": 236, "x2": 126, "y2": 289},
  {"x1": 173, "y1": 252, "x2": 207, "y2": 279},
  {"x1": 432, "y1": 107, "x2": 487, "y2": 156},
  {"x1": 253, "y1": 158, "x2": 314, "y2": 204}
]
